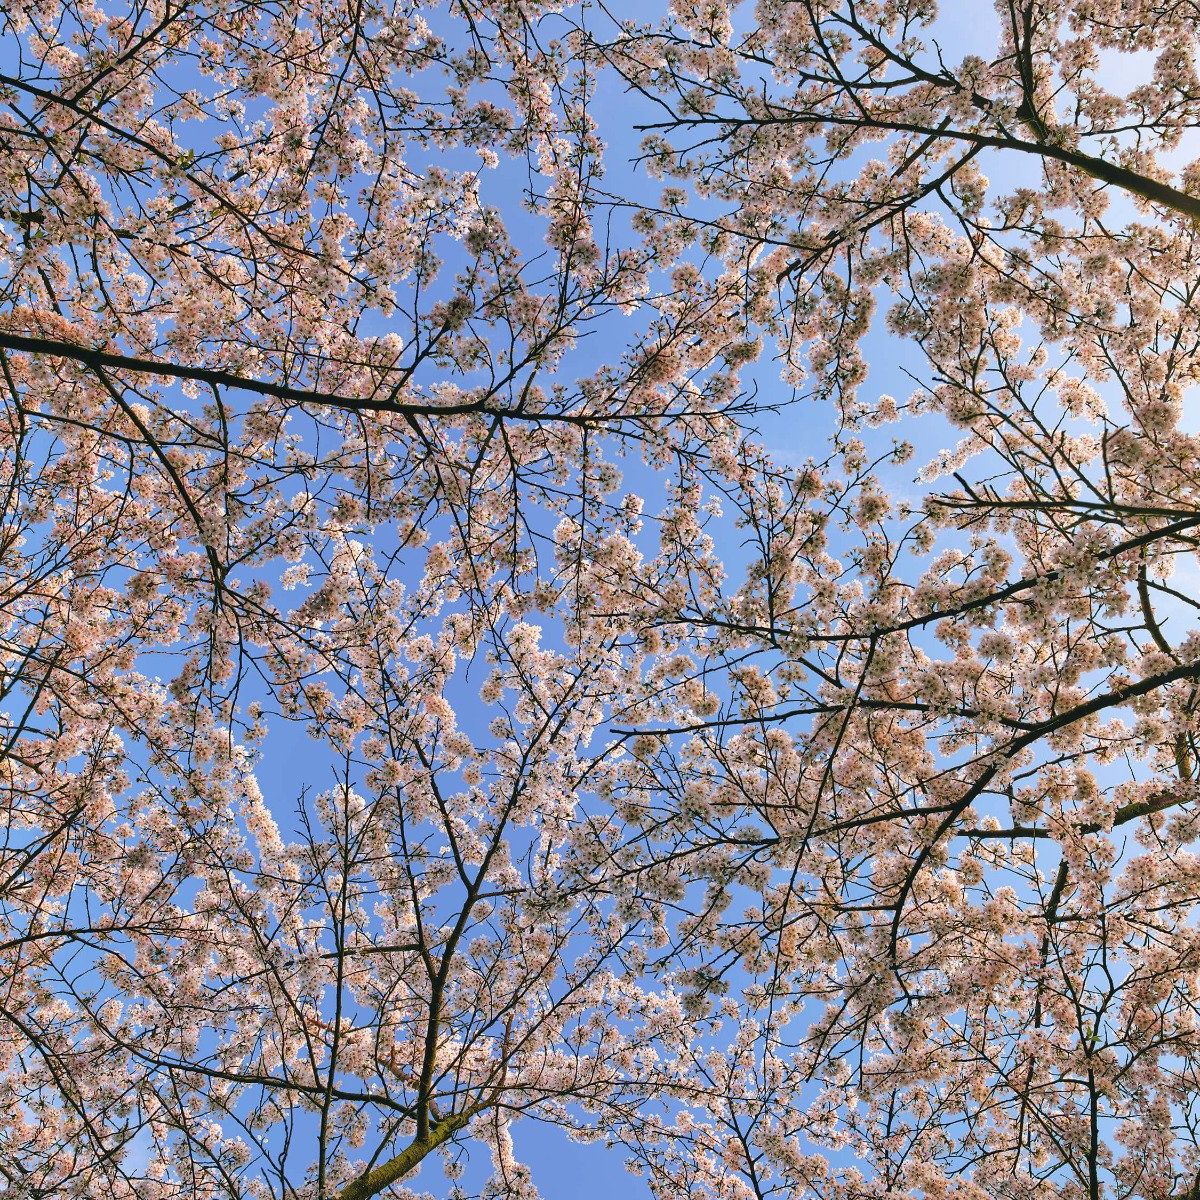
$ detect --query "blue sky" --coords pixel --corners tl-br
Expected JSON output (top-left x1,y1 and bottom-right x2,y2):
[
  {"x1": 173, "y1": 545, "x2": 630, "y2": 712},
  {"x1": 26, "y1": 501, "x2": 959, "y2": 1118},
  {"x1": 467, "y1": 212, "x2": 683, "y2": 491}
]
[{"x1": 7, "y1": 0, "x2": 1200, "y2": 1194}]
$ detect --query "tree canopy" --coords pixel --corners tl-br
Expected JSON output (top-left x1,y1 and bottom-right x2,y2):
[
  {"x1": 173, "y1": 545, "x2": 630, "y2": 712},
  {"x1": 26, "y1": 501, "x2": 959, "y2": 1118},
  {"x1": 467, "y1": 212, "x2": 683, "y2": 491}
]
[{"x1": 2, "y1": 1, "x2": 1200, "y2": 1198}]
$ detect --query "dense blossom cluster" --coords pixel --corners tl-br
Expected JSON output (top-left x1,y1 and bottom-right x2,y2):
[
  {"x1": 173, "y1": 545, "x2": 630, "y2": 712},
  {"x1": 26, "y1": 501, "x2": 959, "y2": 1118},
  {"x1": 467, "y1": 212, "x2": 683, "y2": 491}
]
[{"x1": 1, "y1": 0, "x2": 1199, "y2": 1198}]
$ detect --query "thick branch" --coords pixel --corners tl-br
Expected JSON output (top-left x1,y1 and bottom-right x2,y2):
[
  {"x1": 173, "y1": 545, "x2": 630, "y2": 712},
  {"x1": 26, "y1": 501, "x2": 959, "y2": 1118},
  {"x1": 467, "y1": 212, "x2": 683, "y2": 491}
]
[
  {"x1": 0, "y1": 332, "x2": 595, "y2": 425},
  {"x1": 337, "y1": 1107, "x2": 478, "y2": 1200},
  {"x1": 651, "y1": 110, "x2": 1200, "y2": 226}
]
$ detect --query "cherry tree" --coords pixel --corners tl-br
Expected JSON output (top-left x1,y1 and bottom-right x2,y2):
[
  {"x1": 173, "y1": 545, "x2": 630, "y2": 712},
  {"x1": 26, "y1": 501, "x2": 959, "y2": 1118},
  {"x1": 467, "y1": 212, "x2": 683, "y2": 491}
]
[
  {"x1": 3, "y1": 0, "x2": 1200, "y2": 1198},
  {"x1": 582, "y1": 2, "x2": 1200, "y2": 1198},
  {"x1": 0, "y1": 0, "x2": 761, "y2": 1194}
]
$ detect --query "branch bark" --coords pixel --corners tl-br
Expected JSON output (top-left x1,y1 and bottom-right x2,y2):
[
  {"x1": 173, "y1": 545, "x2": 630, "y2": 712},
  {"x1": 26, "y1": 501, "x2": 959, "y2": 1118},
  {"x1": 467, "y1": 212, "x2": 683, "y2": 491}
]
[{"x1": 337, "y1": 1106, "x2": 479, "y2": 1200}]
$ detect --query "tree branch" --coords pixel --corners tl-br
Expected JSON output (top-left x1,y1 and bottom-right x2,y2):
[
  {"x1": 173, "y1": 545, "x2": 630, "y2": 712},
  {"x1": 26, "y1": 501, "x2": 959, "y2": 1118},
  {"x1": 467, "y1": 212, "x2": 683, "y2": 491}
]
[{"x1": 337, "y1": 1106, "x2": 479, "y2": 1200}]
